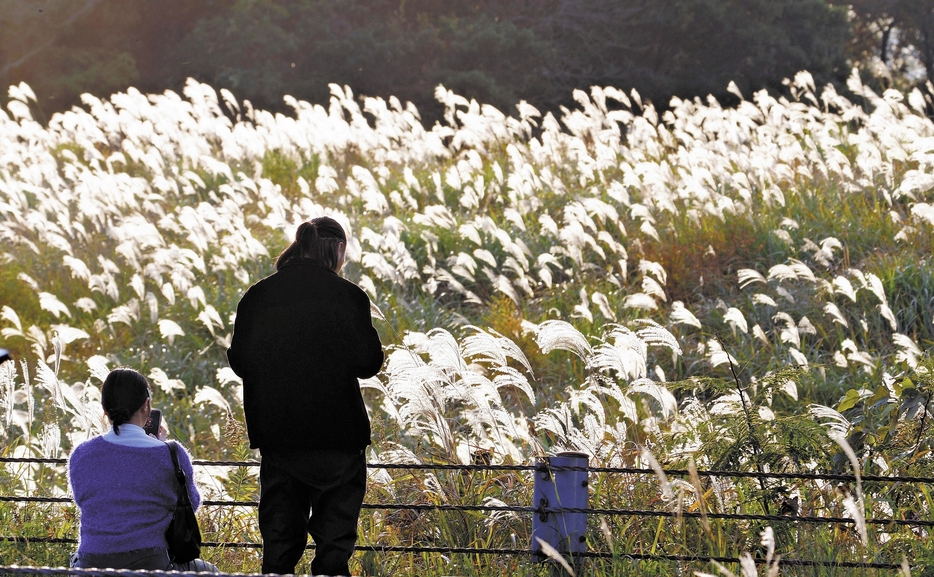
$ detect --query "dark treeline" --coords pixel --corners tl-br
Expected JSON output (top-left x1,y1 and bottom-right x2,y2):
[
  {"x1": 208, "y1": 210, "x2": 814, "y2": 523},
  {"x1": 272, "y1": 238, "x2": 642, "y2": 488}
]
[{"x1": 0, "y1": 0, "x2": 930, "y2": 122}]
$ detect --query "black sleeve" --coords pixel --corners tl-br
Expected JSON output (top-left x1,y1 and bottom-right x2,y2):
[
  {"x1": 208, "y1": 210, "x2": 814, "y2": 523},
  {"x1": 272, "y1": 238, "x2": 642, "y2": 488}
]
[
  {"x1": 227, "y1": 289, "x2": 252, "y2": 378},
  {"x1": 348, "y1": 287, "x2": 384, "y2": 379}
]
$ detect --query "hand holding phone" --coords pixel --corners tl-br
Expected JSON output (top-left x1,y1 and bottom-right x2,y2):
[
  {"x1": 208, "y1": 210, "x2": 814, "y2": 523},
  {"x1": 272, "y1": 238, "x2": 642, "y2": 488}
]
[{"x1": 144, "y1": 409, "x2": 162, "y2": 438}]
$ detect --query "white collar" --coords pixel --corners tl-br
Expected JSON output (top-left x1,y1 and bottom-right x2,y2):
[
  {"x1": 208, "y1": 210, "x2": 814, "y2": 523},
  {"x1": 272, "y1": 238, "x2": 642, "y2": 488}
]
[{"x1": 102, "y1": 423, "x2": 165, "y2": 448}]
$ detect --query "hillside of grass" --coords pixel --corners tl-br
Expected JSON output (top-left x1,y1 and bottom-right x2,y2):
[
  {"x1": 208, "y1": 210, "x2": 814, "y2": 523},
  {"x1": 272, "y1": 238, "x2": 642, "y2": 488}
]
[{"x1": 1, "y1": 71, "x2": 934, "y2": 574}]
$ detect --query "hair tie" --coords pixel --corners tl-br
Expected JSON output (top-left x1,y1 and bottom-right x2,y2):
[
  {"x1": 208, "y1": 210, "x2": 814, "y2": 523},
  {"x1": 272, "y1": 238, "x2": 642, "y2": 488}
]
[
  {"x1": 109, "y1": 407, "x2": 131, "y2": 424},
  {"x1": 298, "y1": 221, "x2": 319, "y2": 243}
]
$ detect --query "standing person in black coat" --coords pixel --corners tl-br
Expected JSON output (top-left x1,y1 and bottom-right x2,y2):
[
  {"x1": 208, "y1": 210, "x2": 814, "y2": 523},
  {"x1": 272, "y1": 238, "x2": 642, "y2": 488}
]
[{"x1": 227, "y1": 216, "x2": 384, "y2": 576}]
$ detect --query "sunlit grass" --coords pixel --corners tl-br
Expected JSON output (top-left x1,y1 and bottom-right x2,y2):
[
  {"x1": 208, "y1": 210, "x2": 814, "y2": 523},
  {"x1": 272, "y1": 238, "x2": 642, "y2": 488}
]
[{"x1": 1, "y1": 71, "x2": 934, "y2": 573}]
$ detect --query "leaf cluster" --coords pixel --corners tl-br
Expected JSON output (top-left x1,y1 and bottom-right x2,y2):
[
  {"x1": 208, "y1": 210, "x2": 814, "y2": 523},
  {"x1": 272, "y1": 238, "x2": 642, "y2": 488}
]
[
  {"x1": 0, "y1": 0, "x2": 854, "y2": 123},
  {"x1": 836, "y1": 359, "x2": 934, "y2": 476},
  {"x1": 673, "y1": 369, "x2": 832, "y2": 471}
]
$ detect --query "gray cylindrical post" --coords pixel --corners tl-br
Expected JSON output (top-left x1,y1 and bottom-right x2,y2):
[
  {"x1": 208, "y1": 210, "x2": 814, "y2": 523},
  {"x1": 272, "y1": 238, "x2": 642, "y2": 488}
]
[{"x1": 531, "y1": 451, "x2": 589, "y2": 563}]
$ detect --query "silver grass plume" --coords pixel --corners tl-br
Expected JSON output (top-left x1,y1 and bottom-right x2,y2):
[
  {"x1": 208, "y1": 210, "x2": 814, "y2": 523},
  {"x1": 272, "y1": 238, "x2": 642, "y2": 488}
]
[
  {"x1": 535, "y1": 320, "x2": 592, "y2": 359},
  {"x1": 1, "y1": 360, "x2": 15, "y2": 432},
  {"x1": 535, "y1": 537, "x2": 576, "y2": 576},
  {"x1": 830, "y1": 432, "x2": 868, "y2": 546}
]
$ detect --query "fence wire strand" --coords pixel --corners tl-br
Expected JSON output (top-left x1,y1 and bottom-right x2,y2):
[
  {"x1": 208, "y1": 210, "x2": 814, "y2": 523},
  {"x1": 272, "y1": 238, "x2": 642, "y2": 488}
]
[
  {"x1": 4, "y1": 456, "x2": 934, "y2": 484},
  {"x1": 2, "y1": 496, "x2": 932, "y2": 528}
]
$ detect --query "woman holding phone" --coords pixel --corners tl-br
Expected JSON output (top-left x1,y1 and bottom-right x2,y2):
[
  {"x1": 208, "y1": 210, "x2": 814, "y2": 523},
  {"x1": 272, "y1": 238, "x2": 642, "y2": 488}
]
[{"x1": 67, "y1": 368, "x2": 217, "y2": 571}]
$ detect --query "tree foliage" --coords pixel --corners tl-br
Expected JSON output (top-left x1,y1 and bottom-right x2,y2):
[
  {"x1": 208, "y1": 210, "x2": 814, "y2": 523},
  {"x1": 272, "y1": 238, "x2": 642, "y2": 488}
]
[
  {"x1": 843, "y1": 0, "x2": 934, "y2": 87},
  {"x1": 1, "y1": 0, "x2": 853, "y2": 119}
]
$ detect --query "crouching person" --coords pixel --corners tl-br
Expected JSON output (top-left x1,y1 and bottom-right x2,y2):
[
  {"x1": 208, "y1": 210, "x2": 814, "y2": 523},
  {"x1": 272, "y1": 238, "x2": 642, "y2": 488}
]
[{"x1": 68, "y1": 368, "x2": 217, "y2": 571}]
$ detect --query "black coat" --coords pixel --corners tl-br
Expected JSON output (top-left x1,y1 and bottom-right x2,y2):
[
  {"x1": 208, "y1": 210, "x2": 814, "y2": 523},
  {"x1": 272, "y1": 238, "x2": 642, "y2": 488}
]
[{"x1": 227, "y1": 259, "x2": 384, "y2": 451}]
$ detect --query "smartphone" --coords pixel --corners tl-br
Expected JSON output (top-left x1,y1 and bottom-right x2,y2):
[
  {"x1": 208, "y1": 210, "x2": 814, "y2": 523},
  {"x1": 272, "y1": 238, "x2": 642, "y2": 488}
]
[{"x1": 144, "y1": 409, "x2": 162, "y2": 437}]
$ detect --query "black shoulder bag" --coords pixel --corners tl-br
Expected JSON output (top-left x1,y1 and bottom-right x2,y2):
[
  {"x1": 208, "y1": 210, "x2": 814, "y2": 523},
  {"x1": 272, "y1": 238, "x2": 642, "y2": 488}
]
[{"x1": 166, "y1": 440, "x2": 202, "y2": 564}]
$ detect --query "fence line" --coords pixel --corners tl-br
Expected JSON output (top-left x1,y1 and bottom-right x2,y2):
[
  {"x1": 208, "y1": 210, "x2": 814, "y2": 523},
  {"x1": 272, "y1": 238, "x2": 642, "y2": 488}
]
[
  {"x1": 2, "y1": 495, "x2": 932, "y2": 529},
  {"x1": 2, "y1": 456, "x2": 932, "y2": 484}
]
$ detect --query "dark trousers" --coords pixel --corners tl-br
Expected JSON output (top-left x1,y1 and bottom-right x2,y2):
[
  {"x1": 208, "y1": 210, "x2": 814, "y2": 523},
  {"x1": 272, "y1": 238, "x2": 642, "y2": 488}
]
[{"x1": 259, "y1": 448, "x2": 366, "y2": 576}]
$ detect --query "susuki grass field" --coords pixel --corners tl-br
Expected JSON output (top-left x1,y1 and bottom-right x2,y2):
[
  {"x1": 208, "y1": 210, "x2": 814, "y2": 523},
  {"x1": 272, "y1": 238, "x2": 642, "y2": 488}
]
[{"x1": 2, "y1": 70, "x2": 934, "y2": 575}]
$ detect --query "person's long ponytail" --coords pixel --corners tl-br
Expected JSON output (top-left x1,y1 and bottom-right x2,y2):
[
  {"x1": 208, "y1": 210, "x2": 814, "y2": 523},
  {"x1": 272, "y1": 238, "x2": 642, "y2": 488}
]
[{"x1": 276, "y1": 217, "x2": 346, "y2": 271}]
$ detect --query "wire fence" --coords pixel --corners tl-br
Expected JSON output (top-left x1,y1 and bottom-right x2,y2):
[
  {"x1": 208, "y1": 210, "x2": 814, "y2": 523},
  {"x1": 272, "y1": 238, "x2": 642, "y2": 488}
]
[
  {"x1": 2, "y1": 495, "x2": 932, "y2": 529},
  {"x1": 4, "y1": 453, "x2": 929, "y2": 487},
  {"x1": 1, "y1": 455, "x2": 928, "y2": 573},
  {"x1": 5, "y1": 455, "x2": 934, "y2": 483}
]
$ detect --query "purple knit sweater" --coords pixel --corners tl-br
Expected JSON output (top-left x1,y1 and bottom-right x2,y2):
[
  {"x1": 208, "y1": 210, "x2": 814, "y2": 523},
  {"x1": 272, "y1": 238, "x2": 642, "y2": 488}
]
[{"x1": 68, "y1": 436, "x2": 201, "y2": 555}]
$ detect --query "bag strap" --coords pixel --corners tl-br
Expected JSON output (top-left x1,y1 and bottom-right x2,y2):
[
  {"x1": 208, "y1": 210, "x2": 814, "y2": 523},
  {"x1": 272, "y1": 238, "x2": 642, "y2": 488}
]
[{"x1": 166, "y1": 441, "x2": 192, "y2": 506}]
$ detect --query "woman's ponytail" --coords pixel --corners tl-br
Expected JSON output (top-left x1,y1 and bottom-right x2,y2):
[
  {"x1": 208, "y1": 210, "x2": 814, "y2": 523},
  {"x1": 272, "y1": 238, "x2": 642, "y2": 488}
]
[
  {"x1": 276, "y1": 217, "x2": 346, "y2": 271},
  {"x1": 108, "y1": 407, "x2": 131, "y2": 434},
  {"x1": 296, "y1": 221, "x2": 319, "y2": 245}
]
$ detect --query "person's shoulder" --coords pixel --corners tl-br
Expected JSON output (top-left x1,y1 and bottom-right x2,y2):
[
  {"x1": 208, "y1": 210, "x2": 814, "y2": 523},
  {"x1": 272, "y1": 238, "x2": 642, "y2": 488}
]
[
  {"x1": 334, "y1": 275, "x2": 370, "y2": 299},
  {"x1": 175, "y1": 440, "x2": 194, "y2": 458},
  {"x1": 245, "y1": 271, "x2": 278, "y2": 292},
  {"x1": 71, "y1": 435, "x2": 104, "y2": 453},
  {"x1": 237, "y1": 271, "x2": 279, "y2": 302},
  {"x1": 68, "y1": 435, "x2": 105, "y2": 465},
  {"x1": 167, "y1": 441, "x2": 196, "y2": 472},
  {"x1": 165, "y1": 440, "x2": 194, "y2": 461}
]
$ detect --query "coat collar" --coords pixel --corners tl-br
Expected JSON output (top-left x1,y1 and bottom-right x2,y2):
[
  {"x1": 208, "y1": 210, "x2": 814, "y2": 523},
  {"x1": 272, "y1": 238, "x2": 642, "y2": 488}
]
[{"x1": 279, "y1": 257, "x2": 337, "y2": 273}]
